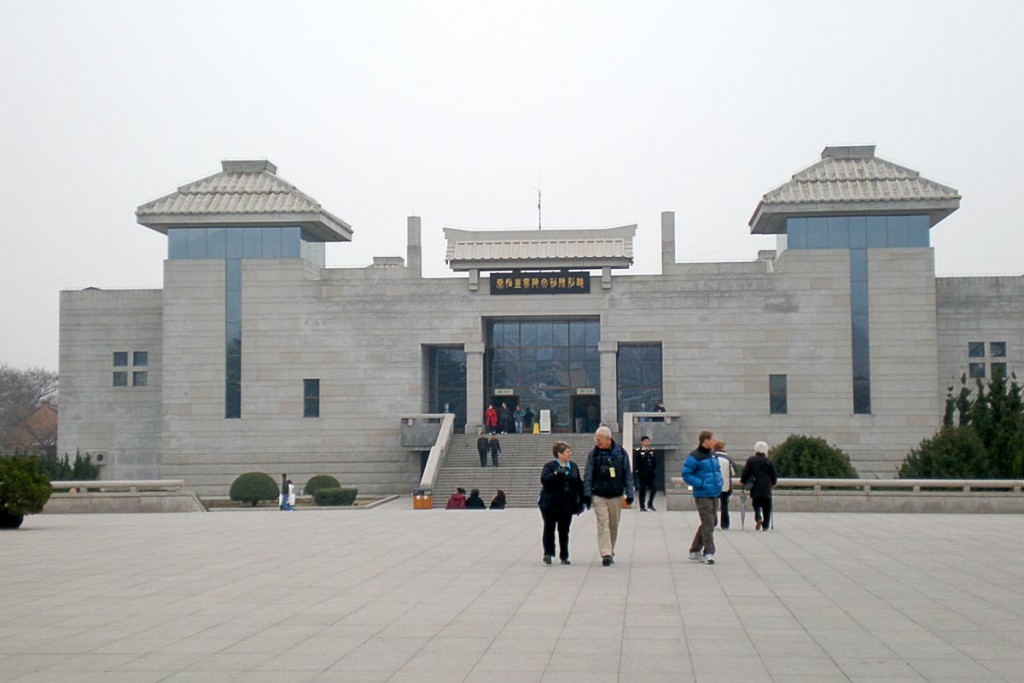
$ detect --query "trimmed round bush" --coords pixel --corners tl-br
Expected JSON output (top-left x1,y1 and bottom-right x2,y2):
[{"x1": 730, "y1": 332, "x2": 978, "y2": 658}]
[
  {"x1": 313, "y1": 487, "x2": 358, "y2": 506},
  {"x1": 304, "y1": 474, "x2": 341, "y2": 498},
  {"x1": 0, "y1": 456, "x2": 53, "y2": 529},
  {"x1": 771, "y1": 435, "x2": 858, "y2": 478},
  {"x1": 229, "y1": 472, "x2": 279, "y2": 506}
]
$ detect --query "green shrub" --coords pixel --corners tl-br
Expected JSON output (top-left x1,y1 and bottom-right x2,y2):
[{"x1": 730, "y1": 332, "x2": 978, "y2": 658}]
[
  {"x1": 314, "y1": 487, "x2": 358, "y2": 506},
  {"x1": 899, "y1": 427, "x2": 989, "y2": 478},
  {"x1": 771, "y1": 434, "x2": 858, "y2": 478},
  {"x1": 229, "y1": 472, "x2": 279, "y2": 506},
  {"x1": 304, "y1": 474, "x2": 341, "y2": 498},
  {"x1": 34, "y1": 450, "x2": 99, "y2": 481},
  {"x1": 0, "y1": 456, "x2": 53, "y2": 528}
]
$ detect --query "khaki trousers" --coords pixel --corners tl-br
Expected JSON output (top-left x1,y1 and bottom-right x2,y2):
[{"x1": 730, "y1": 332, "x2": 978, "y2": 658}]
[{"x1": 592, "y1": 495, "x2": 622, "y2": 558}]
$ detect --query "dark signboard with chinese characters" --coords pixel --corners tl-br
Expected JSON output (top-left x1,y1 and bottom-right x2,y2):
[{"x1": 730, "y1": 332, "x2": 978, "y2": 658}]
[{"x1": 489, "y1": 271, "x2": 591, "y2": 295}]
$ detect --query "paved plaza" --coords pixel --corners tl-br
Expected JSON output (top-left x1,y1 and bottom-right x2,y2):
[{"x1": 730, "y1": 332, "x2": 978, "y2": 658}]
[{"x1": 2, "y1": 500, "x2": 1024, "y2": 682}]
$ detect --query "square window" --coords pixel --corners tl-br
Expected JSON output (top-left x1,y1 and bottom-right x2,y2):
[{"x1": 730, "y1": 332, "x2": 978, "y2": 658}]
[
  {"x1": 969, "y1": 362, "x2": 986, "y2": 379},
  {"x1": 991, "y1": 363, "x2": 1008, "y2": 379},
  {"x1": 133, "y1": 371, "x2": 148, "y2": 387},
  {"x1": 968, "y1": 341, "x2": 985, "y2": 358},
  {"x1": 133, "y1": 351, "x2": 148, "y2": 366},
  {"x1": 113, "y1": 371, "x2": 128, "y2": 387},
  {"x1": 990, "y1": 341, "x2": 1007, "y2": 358},
  {"x1": 113, "y1": 351, "x2": 128, "y2": 367}
]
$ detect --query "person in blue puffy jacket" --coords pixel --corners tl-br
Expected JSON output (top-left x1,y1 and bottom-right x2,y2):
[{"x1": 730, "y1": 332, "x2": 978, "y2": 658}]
[{"x1": 682, "y1": 430, "x2": 724, "y2": 564}]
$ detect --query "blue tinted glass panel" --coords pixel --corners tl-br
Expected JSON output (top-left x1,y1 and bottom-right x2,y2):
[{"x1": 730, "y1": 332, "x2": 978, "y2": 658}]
[
  {"x1": 242, "y1": 229, "x2": 261, "y2": 258},
  {"x1": 888, "y1": 215, "x2": 909, "y2": 247},
  {"x1": 585, "y1": 321, "x2": 600, "y2": 345},
  {"x1": 207, "y1": 228, "x2": 225, "y2": 259},
  {"x1": 968, "y1": 341, "x2": 985, "y2": 358},
  {"x1": 909, "y1": 215, "x2": 930, "y2": 246},
  {"x1": 992, "y1": 362, "x2": 1008, "y2": 379},
  {"x1": 828, "y1": 217, "x2": 849, "y2": 248},
  {"x1": 281, "y1": 228, "x2": 301, "y2": 258},
  {"x1": 866, "y1": 217, "x2": 887, "y2": 247},
  {"x1": 113, "y1": 371, "x2": 127, "y2": 387},
  {"x1": 552, "y1": 322, "x2": 569, "y2": 346},
  {"x1": 808, "y1": 217, "x2": 829, "y2": 248},
  {"x1": 113, "y1": 351, "x2": 128, "y2": 367},
  {"x1": 850, "y1": 282, "x2": 869, "y2": 314},
  {"x1": 991, "y1": 341, "x2": 1007, "y2": 358},
  {"x1": 168, "y1": 229, "x2": 187, "y2": 259},
  {"x1": 536, "y1": 323, "x2": 552, "y2": 346},
  {"x1": 133, "y1": 371, "x2": 148, "y2": 387},
  {"x1": 787, "y1": 218, "x2": 808, "y2": 249},
  {"x1": 848, "y1": 217, "x2": 867, "y2": 248},
  {"x1": 187, "y1": 229, "x2": 206, "y2": 258},
  {"x1": 570, "y1": 320, "x2": 587, "y2": 346},
  {"x1": 133, "y1": 351, "x2": 148, "y2": 366},
  {"x1": 225, "y1": 229, "x2": 242, "y2": 258},
  {"x1": 969, "y1": 363, "x2": 985, "y2": 379},
  {"x1": 225, "y1": 259, "x2": 241, "y2": 290},
  {"x1": 262, "y1": 228, "x2": 282, "y2": 258},
  {"x1": 849, "y1": 249, "x2": 868, "y2": 283},
  {"x1": 853, "y1": 380, "x2": 871, "y2": 414},
  {"x1": 520, "y1": 323, "x2": 537, "y2": 347}
]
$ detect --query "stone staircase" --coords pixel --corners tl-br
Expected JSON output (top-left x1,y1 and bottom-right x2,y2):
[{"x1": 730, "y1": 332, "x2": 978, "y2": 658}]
[{"x1": 432, "y1": 433, "x2": 609, "y2": 508}]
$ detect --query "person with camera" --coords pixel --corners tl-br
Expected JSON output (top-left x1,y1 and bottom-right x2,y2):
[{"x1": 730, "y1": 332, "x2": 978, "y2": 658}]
[{"x1": 583, "y1": 425, "x2": 635, "y2": 567}]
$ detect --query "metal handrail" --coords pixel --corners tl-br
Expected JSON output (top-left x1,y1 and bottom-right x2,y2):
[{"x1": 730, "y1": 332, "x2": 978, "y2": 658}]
[{"x1": 670, "y1": 477, "x2": 1024, "y2": 493}]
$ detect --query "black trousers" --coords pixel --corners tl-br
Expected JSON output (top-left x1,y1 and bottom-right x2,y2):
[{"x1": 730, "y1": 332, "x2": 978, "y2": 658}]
[
  {"x1": 541, "y1": 508, "x2": 573, "y2": 559},
  {"x1": 719, "y1": 490, "x2": 732, "y2": 529},
  {"x1": 478, "y1": 449, "x2": 488, "y2": 467},
  {"x1": 637, "y1": 477, "x2": 656, "y2": 509},
  {"x1": 752, "y1": 495, "x2": 773, "y2": 529}
]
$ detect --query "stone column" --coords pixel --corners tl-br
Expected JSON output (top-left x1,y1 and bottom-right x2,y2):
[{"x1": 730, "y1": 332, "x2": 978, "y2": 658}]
[
  {"x1": 599, "y1": 340, "x2": 619, "y2": 432},
  {"x1": 661, "y1": 211, "x2": 675, "y2": 273},
  {"x1": 464, "y1": 342, "x2": 485, "y2": 434},
  {"x1": 406, "y1": 216, "x2": 422, "y2": 278}
]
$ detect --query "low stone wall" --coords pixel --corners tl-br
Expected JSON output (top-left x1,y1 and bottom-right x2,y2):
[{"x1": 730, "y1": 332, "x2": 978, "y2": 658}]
[
  {"x1": 44, "y1": 492, "x2": 205, "y2": 514},
  {"x1": 42, "y1": 480, "x2": 205, "y2": 514},
  {"x1": 667, "y1": 478, "x2": 1024, "y2": 514}
]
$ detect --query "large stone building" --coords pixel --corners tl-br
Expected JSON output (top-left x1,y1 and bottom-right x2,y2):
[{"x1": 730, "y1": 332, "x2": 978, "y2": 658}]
[{"x1": 58, "y1": 147, "x2": 1021, "y2": 494}]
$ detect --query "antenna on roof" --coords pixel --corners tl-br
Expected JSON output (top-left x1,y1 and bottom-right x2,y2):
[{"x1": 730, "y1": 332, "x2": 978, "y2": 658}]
[{"x1": 529, "y1": 184, "x2": 542, "y2": 230}]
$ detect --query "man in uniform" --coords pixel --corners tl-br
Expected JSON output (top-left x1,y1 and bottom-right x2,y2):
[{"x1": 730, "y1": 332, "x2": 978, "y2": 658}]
[{"x1": 634, "y1": 435, "x2": 658, "y2": 511}]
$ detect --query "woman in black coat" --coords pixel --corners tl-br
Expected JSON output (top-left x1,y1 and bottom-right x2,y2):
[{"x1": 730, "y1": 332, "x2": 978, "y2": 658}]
[
  {"x1": 740, "y1": 441, "x2": 779, "y2": 530},
  {"x1": 538, "y1": 441, "x2": 585, "y2": 565}
]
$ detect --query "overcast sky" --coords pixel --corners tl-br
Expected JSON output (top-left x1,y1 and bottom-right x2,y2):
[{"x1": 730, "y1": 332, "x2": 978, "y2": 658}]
[{"x1": 2, "y1": 1, "x2": 1022, "y2": 372}]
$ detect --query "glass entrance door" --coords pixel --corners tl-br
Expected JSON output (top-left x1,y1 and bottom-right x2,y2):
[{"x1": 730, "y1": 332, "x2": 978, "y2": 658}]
[{"x1": 485, "y1": 318, "x2": 600, "y2": 433}]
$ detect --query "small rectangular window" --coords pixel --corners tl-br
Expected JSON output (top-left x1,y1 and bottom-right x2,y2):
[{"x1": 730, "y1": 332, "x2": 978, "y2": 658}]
[
  {"x1": 769, "y1": 374, "x2": 788, "y2": 415},
  {"x1": 113, "y1": 371, "x2": 128, "y2": 387},
  {"x1": 113, "y1": 351, "x2": 128, "y2": 367},
  {"x1": 304, "y1": 379, "x2": 320, "y2": 418},
  {"x1": 133, "y1": 351, "x2": 148, "y2": 366},
  {"x1": 968, "y1": 341, "x2": 985, "y2": 358},
  {"x1": 991, "y1": 363, "x2": 1008, "y2": 380},
  {"x1": 969, "y1": 362, "x2": 986, "y2": 379},
  {"x1": 990, "y1": 342, "x2": 1007, "y2": 358},
  {"x1": 133, "y1": 371, "x2": 148, "y2": 387}
]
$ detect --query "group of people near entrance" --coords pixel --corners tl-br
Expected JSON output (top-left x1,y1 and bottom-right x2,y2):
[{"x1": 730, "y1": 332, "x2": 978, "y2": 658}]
[
  {"x1": 445, "y1": 487, "x2": 506, "y2": 510},
  {"x1": 537, "y1": 427, "x2": 778, "y2": 566},
  {"x1": 484, "y1": 402, "x2": 533, "y2": 434}
]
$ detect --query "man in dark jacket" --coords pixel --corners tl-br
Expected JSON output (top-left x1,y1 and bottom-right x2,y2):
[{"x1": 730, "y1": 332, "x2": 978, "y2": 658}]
[
  {"x1": 741, "y1": 441, "x2": 779, "y2": 530},
  {"x1": 634, "y1": 435, "x2": 658, "y2": 511},
  {"x1": 476, "y1": 431, "x2": 489, "y2": 467},
  {"x1": 489, "y1": 436, "x2": 501, "y2": 467},
  {"x1": 583, "y1": 426, "x2": 635, "y2": 566},
  {"x1": 682, "y1": 430, "x2": 724, "y2": 564},
  {"x1": 465, "y1": 488, "x2": 487, "y2": 509}
]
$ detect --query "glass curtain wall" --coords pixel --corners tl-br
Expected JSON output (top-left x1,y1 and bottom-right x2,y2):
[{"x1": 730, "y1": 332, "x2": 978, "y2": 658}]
[
  {"x1": 486, "y1": 319, "x2": 599, "y2": 432},
  {"x1": 428, "y1": 347, "x2": 467, "y2": 430},
  {"x1": 616, "y1": 344, "x2": 663, "y2": 425}
]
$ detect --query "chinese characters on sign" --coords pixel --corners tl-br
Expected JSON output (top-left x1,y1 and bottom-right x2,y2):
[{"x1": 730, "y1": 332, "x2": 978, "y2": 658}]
[{"x1": 489, "y1": 272, "x2": 591, "y2": 295}]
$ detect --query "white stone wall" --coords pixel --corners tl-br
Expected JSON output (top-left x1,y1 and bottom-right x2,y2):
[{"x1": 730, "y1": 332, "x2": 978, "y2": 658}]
[
  {"x1": 58, "y1": 289, "x2": 163, "y2": 479},
  {"x1": 936, "y1": 276, "x2": 1024, "y2": 403},
  {"x1": 59, "y1": 243, "x2": 966, "y2": 494}
]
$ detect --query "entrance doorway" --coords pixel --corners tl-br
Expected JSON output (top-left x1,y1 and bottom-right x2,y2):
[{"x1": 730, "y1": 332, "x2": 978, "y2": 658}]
[
  {"x1": 489, "y1": 395, "x2": 519, "y2": 433},
  {"x1": 570, "y1": 395, "x2": 600, "y2": 434}
]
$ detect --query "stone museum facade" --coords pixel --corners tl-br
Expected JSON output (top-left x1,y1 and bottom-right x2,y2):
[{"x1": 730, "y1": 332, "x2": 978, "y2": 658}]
[{"x1": 57, "y1": 147, "x2": 1022, "y2": 495}]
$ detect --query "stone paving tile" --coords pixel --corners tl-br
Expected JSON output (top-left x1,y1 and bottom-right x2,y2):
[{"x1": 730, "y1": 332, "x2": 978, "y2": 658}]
[{"x1": 4, "y1": 505, "x2": 1024, "y2": 681}]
